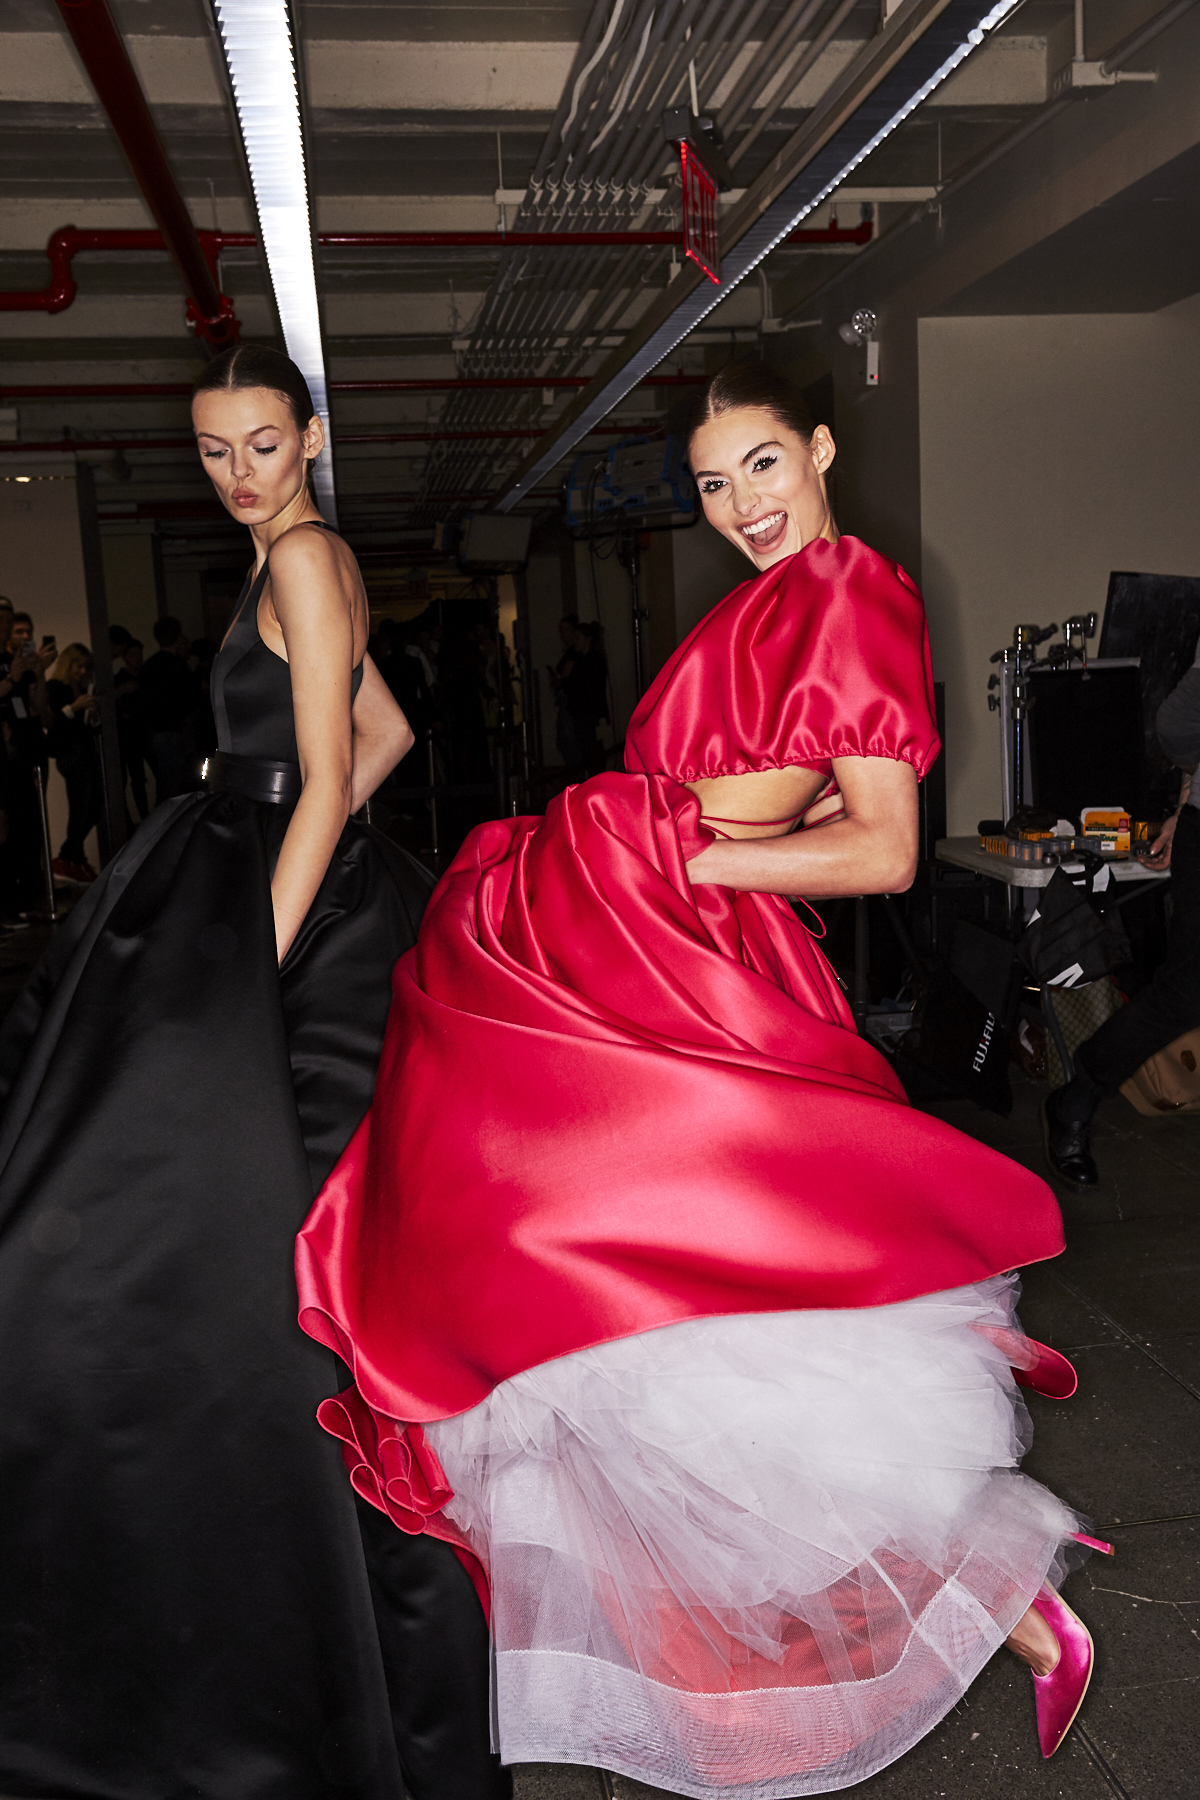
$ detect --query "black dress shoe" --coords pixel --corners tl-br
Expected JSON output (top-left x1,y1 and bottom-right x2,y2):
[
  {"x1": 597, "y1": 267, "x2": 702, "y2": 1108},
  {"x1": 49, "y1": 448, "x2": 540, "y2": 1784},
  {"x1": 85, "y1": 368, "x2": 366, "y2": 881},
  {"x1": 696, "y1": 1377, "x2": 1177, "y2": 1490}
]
[{"x1": 1041, "y1": 1090, "x2": 1099, "y2": 1190}]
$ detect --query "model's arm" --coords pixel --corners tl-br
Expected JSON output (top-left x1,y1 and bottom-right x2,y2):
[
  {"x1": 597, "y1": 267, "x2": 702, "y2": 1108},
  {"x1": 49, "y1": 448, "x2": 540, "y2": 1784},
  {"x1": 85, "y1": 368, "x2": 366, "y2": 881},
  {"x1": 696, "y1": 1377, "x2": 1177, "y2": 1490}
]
[
  {"x1": 1150, "y1": 669, "x2": 1200, "y2": 869},
  {"x1": 267, "y1": 530, "x2": 360, "y2": 963},
  {"x1": 350, "y1": 654, "x2": 414, "y2": 812},
  {"x1": 684, "y1": 756, "x2": 919, "y2": 896}
]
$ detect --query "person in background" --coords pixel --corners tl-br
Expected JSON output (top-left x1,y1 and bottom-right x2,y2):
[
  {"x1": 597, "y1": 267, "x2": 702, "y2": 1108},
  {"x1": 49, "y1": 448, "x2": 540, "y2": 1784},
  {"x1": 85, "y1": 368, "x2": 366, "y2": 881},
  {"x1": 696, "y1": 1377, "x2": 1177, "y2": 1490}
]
[
  {"x1": 0, "y1": 601, "x2": 13, "y2": 916},
  {"x1": 569, "y1": 619, "x2": 609, "y2": 777},
  {"x1": 548, "y1": 613, "x2": 583, "y2": 772},
  {"x1": 0, "y1": 613, "x2": 54, "y2": 919},
  {"x1": 1044, "y1": 651, "x2": 1200, "y2": 1186},
  {"x1": 112, "y1": 637, "x2": 151, "y2": 823},
  {"x1": 139, "y1": 615, "x2": 198, "y2": 804},
  {"x1": 380, "y1": 621, "x2": 436, "y2": 780},
  {"x1": 45, "y1": 642, "x2": 102, "y2": 883}
]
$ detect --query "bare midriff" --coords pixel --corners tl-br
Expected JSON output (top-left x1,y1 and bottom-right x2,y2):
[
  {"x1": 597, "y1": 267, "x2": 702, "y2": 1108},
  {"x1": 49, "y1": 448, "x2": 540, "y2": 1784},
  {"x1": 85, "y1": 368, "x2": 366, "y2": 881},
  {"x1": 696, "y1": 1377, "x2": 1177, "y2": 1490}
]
[{"x1": 686, "y1": 766, "x2": 829, "y2": 839}]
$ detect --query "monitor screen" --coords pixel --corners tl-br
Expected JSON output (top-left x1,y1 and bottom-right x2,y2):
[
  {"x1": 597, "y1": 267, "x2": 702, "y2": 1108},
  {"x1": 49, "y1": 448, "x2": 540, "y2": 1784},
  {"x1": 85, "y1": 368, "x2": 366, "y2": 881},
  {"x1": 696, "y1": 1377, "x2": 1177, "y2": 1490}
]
[
  {"x1": 1026, "y1": 664, "x2": 1146, "y2": 828},
  {"x1": 459, "y1": 513, "x2": 533, "y2": 570}
]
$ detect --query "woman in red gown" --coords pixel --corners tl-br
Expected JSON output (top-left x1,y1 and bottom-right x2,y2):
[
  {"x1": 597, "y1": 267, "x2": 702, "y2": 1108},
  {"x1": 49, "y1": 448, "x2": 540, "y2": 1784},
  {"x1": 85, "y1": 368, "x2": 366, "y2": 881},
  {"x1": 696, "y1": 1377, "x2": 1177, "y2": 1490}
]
[{"x1": 297, "y1": 363, "x2": 1103, "y2": 1795}]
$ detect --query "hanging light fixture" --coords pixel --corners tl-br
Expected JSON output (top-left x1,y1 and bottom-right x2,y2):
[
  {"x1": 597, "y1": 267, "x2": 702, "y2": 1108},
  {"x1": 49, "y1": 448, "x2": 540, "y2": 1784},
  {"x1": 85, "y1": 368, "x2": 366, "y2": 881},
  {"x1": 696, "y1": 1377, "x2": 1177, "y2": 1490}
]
[{"x1": 211, "y1": 0, "x2": 336, "y2": 523}]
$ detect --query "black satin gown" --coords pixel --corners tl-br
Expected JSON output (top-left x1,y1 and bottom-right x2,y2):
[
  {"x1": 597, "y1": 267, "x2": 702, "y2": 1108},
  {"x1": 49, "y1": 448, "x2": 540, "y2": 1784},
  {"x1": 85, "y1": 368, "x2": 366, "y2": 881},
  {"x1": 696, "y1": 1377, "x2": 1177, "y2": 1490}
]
[{"x1": 0, "y1": 549, "x2": 508, "y2": 1800}]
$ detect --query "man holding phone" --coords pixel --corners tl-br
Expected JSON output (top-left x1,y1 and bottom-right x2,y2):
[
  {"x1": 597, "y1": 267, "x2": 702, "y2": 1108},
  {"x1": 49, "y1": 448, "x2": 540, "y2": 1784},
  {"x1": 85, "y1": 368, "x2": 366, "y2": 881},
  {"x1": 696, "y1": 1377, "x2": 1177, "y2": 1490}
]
[{"x1": 1044, "y1": 648, "x2": 1200, "y2": 1186}]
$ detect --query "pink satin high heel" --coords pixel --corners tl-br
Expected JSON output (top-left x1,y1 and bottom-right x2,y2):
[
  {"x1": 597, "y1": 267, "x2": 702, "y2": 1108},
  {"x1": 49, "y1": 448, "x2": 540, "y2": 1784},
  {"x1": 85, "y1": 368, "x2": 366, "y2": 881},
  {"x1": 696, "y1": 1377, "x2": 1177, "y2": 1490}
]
[
  {"x1": 1027, "y1": 1536, "x2": 1112, "y2": 1758},
  {"x1": 1028, "y1": 1586, "x2": 1093, "y2": 1757}
]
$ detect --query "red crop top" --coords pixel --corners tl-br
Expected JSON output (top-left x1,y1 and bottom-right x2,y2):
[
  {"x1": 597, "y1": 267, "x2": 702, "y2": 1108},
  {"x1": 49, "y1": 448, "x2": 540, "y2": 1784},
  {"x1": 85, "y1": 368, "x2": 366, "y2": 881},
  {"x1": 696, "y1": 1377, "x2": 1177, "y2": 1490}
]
[{"x1": 624, "y1": 535, "x2": 940, "y2": 787}]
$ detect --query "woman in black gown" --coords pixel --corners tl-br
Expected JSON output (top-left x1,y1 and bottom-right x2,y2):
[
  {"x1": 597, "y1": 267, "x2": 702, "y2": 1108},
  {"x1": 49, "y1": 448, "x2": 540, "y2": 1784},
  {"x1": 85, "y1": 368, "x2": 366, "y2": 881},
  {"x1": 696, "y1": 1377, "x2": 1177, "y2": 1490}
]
[{"x1": 0, "y1": 345, "x2": 508, "y2": 1800}]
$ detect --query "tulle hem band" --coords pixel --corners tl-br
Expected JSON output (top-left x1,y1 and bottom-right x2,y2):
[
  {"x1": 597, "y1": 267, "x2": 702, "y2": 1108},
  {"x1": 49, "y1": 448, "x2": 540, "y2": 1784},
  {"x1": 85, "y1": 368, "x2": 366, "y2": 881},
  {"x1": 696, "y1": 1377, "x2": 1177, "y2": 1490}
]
[
  {"x1": 424, "y1": 1279, "x2": 1086, "y2": 1791},
  {"x1": 491, "y1": 1555, "x2": 1055, "y2": 1798}
]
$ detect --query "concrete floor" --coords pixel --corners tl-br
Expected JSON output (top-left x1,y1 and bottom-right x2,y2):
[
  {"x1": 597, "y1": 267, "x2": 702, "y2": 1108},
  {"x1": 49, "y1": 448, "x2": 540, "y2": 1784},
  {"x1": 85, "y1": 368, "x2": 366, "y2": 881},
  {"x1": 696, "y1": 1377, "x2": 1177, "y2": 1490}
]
[{"x1": 512, "y1": 1074, "x2": 1200, "y2": 1800}]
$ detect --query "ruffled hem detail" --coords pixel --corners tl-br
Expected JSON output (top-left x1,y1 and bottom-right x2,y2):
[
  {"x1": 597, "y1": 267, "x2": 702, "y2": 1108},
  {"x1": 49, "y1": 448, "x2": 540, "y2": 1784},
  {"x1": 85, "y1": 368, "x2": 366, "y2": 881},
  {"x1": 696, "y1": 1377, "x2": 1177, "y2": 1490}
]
[{"x1": 315, "y1": 1385, "x2": 491, "y2": 1621}]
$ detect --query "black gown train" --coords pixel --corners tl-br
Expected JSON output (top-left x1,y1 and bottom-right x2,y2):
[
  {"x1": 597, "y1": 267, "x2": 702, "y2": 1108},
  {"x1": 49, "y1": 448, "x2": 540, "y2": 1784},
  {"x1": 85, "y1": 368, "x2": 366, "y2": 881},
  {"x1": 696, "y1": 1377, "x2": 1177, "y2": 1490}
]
[{"x1": 0, "y1": 553, "x2": 506, "y2": 1799}]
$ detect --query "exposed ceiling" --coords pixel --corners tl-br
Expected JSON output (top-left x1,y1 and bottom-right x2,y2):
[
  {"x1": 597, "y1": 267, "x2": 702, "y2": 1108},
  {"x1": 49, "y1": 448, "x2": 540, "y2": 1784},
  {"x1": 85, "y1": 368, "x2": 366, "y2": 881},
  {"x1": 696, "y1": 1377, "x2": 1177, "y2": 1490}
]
[
  {"x1": 932, "y1": 134, "x2": 1200, "y2": 314},
  {"x1": 0, "y1": 0, "x2": 1189, "y2": 574}
]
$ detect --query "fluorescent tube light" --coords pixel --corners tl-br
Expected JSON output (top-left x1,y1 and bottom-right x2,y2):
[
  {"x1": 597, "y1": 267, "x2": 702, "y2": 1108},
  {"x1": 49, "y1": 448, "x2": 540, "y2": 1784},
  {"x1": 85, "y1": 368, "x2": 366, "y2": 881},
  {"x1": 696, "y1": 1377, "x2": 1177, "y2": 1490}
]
[{"x1": 212, "y1": 0, "x2": 336, "y2": 523}]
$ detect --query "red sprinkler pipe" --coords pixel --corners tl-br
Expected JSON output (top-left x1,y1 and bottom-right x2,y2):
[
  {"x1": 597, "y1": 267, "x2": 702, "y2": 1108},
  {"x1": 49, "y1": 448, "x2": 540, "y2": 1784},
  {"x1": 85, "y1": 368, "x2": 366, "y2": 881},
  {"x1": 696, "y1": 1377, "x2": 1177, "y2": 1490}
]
[
  {"x1": 0, "y1": 423, "x2": 655, "y2": 454},
  {"x1": 44, "y1": 2, "x2": 238, "y2": 348},
  {"x1": 315, "y1": 223, "x2": 871, "y2": 249},
  {"x1": 1, "y1": 375, "x2": 705, "y2": 400},
  {"x1": 0, "y1": 218, "x2": 869, "y2": 321}
]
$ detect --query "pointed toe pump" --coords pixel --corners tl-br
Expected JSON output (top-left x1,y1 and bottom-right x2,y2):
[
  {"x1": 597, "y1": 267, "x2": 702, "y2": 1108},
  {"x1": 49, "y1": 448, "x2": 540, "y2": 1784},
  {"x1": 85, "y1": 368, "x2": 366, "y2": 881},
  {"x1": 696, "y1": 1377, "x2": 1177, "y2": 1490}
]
[{"x1": 1028, "y1": 1584, "x2": 1096, "y2": 1759}]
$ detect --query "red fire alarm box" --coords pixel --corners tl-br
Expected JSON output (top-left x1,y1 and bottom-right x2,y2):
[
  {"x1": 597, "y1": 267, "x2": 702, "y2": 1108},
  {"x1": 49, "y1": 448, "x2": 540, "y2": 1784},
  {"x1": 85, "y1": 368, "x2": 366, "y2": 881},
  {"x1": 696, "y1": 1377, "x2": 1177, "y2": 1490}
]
[{"x1": 680, "y1": 141, "x2": 720, "y2": 284}]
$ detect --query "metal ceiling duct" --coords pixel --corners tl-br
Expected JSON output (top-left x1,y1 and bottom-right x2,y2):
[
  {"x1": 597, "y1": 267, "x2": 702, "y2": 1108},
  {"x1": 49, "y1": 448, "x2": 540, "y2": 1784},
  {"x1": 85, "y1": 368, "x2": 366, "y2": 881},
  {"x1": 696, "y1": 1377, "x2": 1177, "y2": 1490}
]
[
  {"x1": 495, "y1": 0, "x2": 1024, "y2": 511},
  {"x1": 417, "y1": 0, "x2": 785, "y2": 514},
  {"x1": 49, "y1": 0, "x2": 239, "y2": 348}
]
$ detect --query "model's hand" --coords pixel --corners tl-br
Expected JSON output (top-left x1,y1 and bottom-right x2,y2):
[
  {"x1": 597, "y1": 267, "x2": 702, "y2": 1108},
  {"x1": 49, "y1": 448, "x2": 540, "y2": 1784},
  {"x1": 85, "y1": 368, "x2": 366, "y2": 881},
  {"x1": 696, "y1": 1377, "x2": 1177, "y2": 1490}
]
[{"x1": 1142, "y1": 813, "x2": 1178, "y2": 869}]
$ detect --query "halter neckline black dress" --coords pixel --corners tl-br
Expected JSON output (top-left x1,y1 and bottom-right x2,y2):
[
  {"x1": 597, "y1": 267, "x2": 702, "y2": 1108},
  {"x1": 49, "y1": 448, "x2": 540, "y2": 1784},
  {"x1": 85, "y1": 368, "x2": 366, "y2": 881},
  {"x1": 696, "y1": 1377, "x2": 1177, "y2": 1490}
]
[{"x1": 0, "y1": 539, "x2": 506, "y2": 1800}]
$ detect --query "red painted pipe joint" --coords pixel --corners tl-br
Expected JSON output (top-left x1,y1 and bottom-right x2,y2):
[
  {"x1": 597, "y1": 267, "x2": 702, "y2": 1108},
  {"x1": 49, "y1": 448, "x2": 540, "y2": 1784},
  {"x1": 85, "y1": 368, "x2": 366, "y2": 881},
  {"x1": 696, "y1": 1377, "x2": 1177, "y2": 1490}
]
[{"x1": 0, "y1": 226, "x2": 238, "y2": 347}]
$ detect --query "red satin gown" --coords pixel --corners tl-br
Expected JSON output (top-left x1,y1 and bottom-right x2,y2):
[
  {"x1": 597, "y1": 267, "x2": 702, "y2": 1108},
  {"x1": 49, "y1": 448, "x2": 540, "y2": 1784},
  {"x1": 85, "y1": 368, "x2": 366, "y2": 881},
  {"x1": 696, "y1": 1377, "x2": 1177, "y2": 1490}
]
[{"x1": 298, "y1": 536, "x2": 1081, "y2": 1797}]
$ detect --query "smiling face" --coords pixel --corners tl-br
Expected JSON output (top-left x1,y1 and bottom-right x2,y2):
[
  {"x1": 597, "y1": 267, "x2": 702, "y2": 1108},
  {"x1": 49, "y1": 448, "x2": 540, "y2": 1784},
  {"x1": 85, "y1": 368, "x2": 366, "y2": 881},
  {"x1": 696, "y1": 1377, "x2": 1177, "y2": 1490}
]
[
  {"x1": 689, "y1": 405, "x2": 837, "y2": 570},
  {"x1": 191, "y1": 385, "x2": 323, "y2": 527}
]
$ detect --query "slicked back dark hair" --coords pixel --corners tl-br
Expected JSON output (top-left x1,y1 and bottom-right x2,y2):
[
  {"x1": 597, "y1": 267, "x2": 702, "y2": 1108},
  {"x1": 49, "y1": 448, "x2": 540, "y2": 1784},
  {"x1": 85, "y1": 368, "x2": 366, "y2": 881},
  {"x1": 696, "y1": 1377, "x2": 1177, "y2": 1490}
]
[
  {"x1": 192, "y1": 344, "x2": 315, "y2": 434},
  {"x1": 684, "y1": 361, "x2": 817, "y2": 462}
]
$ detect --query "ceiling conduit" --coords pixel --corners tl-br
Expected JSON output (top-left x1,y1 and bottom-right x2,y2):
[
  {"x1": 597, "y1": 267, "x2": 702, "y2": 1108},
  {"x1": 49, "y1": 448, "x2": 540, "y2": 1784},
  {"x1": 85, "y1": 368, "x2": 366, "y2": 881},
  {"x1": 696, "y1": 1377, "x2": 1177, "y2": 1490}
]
[
  {"x1": 1, "y1": 377, "x2": 705, "y2": 400},
  {"x1": 495, "y1": 0, "x2": 1024, "y2": 511},
  {"x1": 0, "y1": 424, "x2": 657, "y2": 455},
  {"x1": 787, "y1": 0, "x2": 1195, "y2": 327},
  {"x1": 47, "y1": 0, "x2": 239, "y2": 348}
]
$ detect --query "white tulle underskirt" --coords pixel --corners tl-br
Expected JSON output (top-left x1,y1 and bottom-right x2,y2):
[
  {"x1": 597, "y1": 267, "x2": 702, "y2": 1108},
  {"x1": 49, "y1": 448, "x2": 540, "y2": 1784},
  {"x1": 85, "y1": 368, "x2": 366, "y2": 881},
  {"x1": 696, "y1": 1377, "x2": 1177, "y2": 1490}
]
[{"x1": 426, "y1": 1276, "x2": 1081, "y2": 1798}]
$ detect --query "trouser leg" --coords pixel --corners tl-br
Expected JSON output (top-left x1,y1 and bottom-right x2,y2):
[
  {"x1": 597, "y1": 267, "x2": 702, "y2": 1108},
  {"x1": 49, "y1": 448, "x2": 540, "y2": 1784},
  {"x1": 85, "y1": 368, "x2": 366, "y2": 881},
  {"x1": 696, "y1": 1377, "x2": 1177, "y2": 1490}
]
[
  {"x1": 355, "y1": 1496, "x2": 512, "y2": 1800},
  {"x1": 1074, "y1": 808, "x2": 1200, "y2": 1092}
]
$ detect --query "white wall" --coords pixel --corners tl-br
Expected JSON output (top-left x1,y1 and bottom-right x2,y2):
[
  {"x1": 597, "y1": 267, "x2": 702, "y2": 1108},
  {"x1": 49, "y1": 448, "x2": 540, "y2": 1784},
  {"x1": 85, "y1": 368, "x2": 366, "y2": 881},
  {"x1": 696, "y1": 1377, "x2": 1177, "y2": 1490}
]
[{"x1": 919, "y1": 293, "x2": 1200, "y2": 834}]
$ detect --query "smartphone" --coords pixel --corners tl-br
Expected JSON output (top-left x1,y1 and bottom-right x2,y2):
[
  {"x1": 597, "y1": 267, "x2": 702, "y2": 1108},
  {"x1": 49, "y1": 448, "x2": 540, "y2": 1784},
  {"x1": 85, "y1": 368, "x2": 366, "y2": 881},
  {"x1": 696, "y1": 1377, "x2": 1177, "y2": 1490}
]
[{"x1": 41, "y1": 635, "x2": 55, "y2": 648}]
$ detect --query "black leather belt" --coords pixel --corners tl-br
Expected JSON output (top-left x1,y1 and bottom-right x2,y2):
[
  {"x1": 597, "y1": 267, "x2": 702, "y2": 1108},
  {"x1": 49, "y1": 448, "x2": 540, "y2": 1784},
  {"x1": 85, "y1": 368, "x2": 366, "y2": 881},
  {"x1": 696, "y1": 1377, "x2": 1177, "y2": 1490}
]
[{"x1": 204, "y1": 751, "x2": 303, "y2": 805}]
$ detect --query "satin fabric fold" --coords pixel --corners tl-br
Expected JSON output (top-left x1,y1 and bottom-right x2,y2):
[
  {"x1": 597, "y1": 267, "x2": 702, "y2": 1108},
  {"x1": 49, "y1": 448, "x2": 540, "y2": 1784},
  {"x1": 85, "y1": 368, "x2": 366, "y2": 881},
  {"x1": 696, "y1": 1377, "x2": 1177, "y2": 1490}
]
[
  {"x1": 297, "y1": 768, "x2": 1063, "y2": 1430},
  {"x1": 0, "y1": 792, "x2": 447, "y2": 1799}
]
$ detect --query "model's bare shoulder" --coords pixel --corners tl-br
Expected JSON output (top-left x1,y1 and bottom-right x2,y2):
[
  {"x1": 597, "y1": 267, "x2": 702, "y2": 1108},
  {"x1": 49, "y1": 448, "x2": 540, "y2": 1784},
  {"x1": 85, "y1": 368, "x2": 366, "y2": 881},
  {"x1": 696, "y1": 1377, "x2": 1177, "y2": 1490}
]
[{"x1": 268, "y1": 520, "x2": 345, "y2": 580}]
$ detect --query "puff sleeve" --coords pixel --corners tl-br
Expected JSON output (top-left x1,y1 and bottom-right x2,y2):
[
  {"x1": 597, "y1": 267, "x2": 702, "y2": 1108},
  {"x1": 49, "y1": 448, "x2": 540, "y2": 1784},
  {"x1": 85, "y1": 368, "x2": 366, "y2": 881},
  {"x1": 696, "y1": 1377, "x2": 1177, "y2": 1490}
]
[{"x1": 626, "y1": 535, "x2": 941, "y2": 782}]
